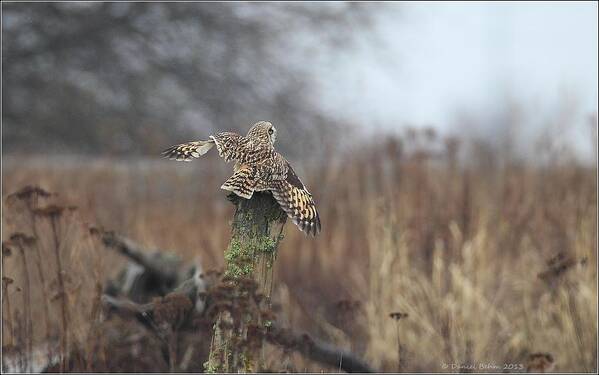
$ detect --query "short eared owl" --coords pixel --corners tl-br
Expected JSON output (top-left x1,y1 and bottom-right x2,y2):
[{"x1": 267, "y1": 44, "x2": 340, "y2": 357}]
[{"x1": 162, "y1": 121, "x2": 321, "y2": 236}]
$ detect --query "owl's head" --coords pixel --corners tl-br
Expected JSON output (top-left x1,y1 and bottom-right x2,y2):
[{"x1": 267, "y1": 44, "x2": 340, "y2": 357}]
[{"x1": 247, "y1": 121, "x2": 277, "y2": 145}]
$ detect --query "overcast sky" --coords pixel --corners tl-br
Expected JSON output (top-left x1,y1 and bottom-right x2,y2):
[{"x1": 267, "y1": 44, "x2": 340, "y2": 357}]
[{"x1": 313, "y1": 2, "x2": 598, "y2": 159}]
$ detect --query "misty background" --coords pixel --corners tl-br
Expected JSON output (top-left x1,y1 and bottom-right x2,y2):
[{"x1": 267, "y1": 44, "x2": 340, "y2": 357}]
[{"x1": 2, "y1": 2, "x2": 598, "y2": 162}]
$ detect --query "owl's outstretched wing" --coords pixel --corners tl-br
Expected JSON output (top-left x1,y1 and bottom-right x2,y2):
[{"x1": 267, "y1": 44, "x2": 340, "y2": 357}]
[
  {"x1": 270, "y1": 162, "x2": 321, "y2": 236},
  {"x1": 162, "y1": 132, "x2": 244, "y2": 162},
  {"x1": 162, "y1": 140, "x2": 215, "y2": 161}
]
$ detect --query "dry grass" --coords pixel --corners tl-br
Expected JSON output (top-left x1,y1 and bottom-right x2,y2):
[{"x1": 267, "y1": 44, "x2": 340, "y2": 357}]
[{"x1": 1, "y1": 130, "x2": 597, "y2": 372}]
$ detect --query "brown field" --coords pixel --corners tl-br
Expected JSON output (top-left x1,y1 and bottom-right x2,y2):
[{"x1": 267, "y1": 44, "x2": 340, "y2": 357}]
[{"x1": 1, "y1": 131, "x2": 597, "y2": 372}]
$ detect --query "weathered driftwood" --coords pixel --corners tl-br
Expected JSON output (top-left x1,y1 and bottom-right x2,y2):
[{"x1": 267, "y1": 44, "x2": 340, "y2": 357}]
[
  {"x1": 206, "y1": 192, "x2": 287, "y2": 373},
  {"x1": 97, "y1": 229, "x2": 195, "y2": 302}
]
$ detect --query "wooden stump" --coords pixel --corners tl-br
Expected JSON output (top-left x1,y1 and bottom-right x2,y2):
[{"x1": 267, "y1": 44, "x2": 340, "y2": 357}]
[{"x1": 206, "y1": 192, "x2": 286, "y2": 373}]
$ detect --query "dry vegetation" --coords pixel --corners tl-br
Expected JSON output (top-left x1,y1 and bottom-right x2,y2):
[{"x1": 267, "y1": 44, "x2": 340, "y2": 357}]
[{"x1": 1, "y1": 128, "x2": 597, "y2": 372}]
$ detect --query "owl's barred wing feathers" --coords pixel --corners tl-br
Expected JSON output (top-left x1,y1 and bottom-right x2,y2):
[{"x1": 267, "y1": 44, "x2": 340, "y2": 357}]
[
  {"x1": 270, "y1": 163, "x2": 321, "y2": 236},
  {"x1": 271, "y1": 180, "x2": 321, "y2": 236},
  {"x1": 210, "y1": 132, "x2": 244, "y2": 162},
  {"x1": 162, "y1": 132, "x2": 244, "y2": 162},
  {"x1": 220, "y1": 166, "x2": 256, "y2": 199},
  {"x1": 162, "y1": 140, "x2": 215, "y2": 161}
]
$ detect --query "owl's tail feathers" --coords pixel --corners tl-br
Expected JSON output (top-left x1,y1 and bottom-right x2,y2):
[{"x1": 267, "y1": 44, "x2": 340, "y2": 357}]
[
  {"x1": 162, "y1": 140, "x2": 215, "y2": 161},
  {"x1": 271, "y1": 181, "x2": 321, "y2": 236},
  {"x1": 220, "y1": 167, "x2": 256, "y2": 199}
]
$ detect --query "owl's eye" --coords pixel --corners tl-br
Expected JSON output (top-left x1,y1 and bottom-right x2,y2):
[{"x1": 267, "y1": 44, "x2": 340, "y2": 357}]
[{"x1": 268, "y1": 128, "x2": 274, "y2": 135}]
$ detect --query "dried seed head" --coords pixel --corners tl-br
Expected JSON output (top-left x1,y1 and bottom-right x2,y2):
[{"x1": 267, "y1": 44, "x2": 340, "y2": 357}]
[
  {"x1": 8, "y1": 185, "x2": 52, "y2": 201},
  {"x1": 538, "y1": 252, "x2": 580, "y2": 283},
  {"x1": 221, "y1": 275, "x2": 236, "y2": 283},
  {"x1": 526, "y1": 352, "x2": 555, "y2": 373},
  {"x1": 2, "y1": 242, "x2": 13, "y2": 257},
  {"x1": 389, "y1": 311, "x2": 409, "y2": 321},
  {"x1": 153, "y1": 292, "x2": 193, "y2": 326},
  {"x1": 238, "y1": 277, "x2": 259, "y2": 293},
  {"x1": 216, "y1": 282, "x2": 236, "y2": 292},
  {"x1": 88, "y1": 226, "x2": 102, "y2": 236},
  {"x1": 260, "y1": 310, "x2": 276, "y2": 322},
  {"x1": 33, "y1": 205, "x2": 65, "y2": 218},
  {"x1": 207, "y1": 300, "x2": 234, "y2": 317},
  {"x1": 9, "y1": 232, "x2": 37, "y2": 247},
  {"x1": 547, "y1": 252, "x2": 566, "y2": 267},
  {"x1": 335, "y1": 299, "x2": 361, "y2": 312}
]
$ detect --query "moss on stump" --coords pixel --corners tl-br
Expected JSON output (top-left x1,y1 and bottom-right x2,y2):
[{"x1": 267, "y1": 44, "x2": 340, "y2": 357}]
[{"x1": 206, "y1": 192, "x2": 286, "y2": 373}]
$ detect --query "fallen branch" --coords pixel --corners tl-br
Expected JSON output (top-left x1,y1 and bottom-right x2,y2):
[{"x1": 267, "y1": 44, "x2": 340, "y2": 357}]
[
  {"x1": 267, "y1": 323, "x2": 375, "y2": 373},
  {"x1": 92, "y1": 228, "x2": 192, "y2": 299},
  {"x1": 97, "y1": 230, "x2": 177, "y2": 280},
  {"x1": 101, "y1": 291, "x2": 376, "y2": 373}
]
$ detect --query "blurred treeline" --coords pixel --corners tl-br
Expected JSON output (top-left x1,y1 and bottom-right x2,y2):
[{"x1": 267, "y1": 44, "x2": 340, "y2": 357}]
[{"x1": 2, "y1": 2, "x2": 375, "y2": 158}]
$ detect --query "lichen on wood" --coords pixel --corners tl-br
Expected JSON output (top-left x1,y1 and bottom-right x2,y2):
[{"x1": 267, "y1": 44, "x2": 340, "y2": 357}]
[{"x1": 206, "y1": 192, "x2": 286, "y2": 373}]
